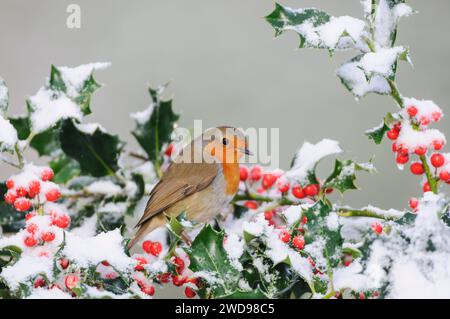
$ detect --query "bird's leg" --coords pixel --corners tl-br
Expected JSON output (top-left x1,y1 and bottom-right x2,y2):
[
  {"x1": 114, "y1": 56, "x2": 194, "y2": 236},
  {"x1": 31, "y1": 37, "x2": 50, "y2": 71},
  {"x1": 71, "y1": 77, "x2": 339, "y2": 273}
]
[{"x1": 180, "y1": 231, "x2": 192, "y2": 246}]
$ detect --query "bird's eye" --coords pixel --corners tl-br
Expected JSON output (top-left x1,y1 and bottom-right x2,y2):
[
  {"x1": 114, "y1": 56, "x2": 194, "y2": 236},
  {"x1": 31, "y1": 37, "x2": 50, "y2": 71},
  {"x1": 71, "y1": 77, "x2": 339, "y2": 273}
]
[{"x1": 222, "y1": 138, "x2": 229, "y2": 146}]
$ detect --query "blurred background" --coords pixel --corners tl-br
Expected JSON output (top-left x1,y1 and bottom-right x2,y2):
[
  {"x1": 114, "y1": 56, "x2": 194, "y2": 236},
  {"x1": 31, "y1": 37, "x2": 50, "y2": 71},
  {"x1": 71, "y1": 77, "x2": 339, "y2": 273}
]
[{"x1": 0, "y1": 0, "x2": 449, "y2": 212}]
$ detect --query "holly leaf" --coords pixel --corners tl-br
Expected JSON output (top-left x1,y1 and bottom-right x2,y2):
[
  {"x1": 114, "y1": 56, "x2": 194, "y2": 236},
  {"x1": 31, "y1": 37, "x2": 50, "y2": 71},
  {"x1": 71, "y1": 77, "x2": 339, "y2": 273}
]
[
  {"x1": 59, "y1": 119, "x2": 124, "y2": 177},
  {"x1": 323, "y1": 159, "x2": 375, "y2": 194},
  {"x1": 30, "y1": 127, "x2": 61, "y2": 156},
  {"x1": 131, "y1": 85, "x2": 179, "y2": 162},
  {"x1": 186, "y1": 225, "x2": 240, "y2": 298},
  {"x1": 365, "y1": 113, "x2": 398, "y2": 145},
  {"x1": 9, "y1": 116, "x2": 30, "y2": 140},
  {"x1": 50, "y1": 154, "x2": 81, "y2": 184},
  {"x1": 0, "y1": 78, "x2": 8, "y2": 114}
]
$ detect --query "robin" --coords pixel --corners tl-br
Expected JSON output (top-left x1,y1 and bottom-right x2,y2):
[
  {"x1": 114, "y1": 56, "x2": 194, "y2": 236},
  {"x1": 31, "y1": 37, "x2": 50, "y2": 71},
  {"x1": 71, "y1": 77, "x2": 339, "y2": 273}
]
[{"x1": 128, "y1": 126, "x2": 251, "y2": 248}]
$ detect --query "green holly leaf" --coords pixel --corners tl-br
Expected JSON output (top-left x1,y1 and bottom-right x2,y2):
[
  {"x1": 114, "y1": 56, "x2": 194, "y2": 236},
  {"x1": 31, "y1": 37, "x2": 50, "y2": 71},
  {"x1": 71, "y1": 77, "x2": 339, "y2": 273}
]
[
  {"x1": 131, "y1": 84, "x2": 179, "y2": 163},
  {"x1": 49, "y1": 65, "x2": 67, "y2": 92},
  {"x1": 9, "y1": 116, "x2": 30, "y2": 140},
  {"x1": 186, "y1": 225, "x2": 240, "y2": 298},
  {"x1": 323, "y1": 159, "x2": 375, "y2": 194},
  {"x1": 50, "y1": 154, "x2": 81, "y2": 184},
  {"x1": 73, "y1": 74, "x2": 102, "y2": 115},
  {"x1": 59, "y1": 119, "x2": 124, "y2": 177},
  {"x1": 0, "y1": 78, "x2": 8, "y2": 114},
  {"x1": 365, "y1": 121, "x2": 390, "y2": 145},
  {"x1": 30, "y1": 127, "x2": 61, "y2": 156}
]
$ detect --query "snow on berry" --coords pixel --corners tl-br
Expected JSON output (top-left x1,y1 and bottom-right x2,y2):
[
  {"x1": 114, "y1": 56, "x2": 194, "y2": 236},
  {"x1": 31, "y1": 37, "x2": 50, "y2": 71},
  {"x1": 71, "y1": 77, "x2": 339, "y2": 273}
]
[{"x1": 401, "y1": 98, "x2": 443, "y2": 123}]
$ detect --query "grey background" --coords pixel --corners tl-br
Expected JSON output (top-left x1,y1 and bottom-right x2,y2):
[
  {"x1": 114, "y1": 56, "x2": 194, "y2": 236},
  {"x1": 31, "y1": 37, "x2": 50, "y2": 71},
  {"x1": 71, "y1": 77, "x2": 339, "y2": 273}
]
[{"x1": 0, "y1": 0, "x2": 449, "y2": 211}]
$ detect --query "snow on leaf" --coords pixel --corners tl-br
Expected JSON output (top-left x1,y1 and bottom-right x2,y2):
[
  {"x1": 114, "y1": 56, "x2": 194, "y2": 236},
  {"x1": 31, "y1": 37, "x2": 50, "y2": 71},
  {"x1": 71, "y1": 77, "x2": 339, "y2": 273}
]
[
  {"x1": 0, "y1": 116, "x2": 18, "y2": 153},
  {"x1": 0, "y1": 77, "x2": 8, "y2": 114},
  {"x1": 286, "y1": 139, "x2": 342, "y2": 183},
  {"x1": 323, "y1": 159, "x2": 375, "y2": 194}
]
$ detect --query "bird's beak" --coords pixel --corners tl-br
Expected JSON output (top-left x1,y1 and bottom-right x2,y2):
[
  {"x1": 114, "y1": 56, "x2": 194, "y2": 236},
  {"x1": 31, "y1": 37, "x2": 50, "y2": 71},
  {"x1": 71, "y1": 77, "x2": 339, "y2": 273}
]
[{"x1": 238, "y1": 147, "x2": 253, "y2": 156}]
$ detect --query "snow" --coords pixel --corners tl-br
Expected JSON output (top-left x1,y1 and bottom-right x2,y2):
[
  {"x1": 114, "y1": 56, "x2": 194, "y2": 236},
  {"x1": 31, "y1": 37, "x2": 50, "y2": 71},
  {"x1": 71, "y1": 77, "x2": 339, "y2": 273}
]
[
  {"x1": 282, "y1": 205, "x2": 302, "y2": 226},
  {"x1": 0, "y1": 77, "x2": 8, "y2": 112},
  {"x1": 75, "y1": 122, "x2": 106, "y2": 134},
  {"x1": 58, "y1": 62, "x2": 110, "y2": 97},
  {"x1": 362, "y1": 205, "x2": 404, "y2": 219},
  {"x1": 0, "y1": 116, "x2": 18, "y2": 150},
  {"x1": 1, "y1": 255, "x2": 54, "y2": 290},
  {"x1": 318, "y1": 16, "x2": 366, "y2": 49},
  {"x1": 396, "y1": 121, "x2": 446, "y2": 151},
  {"x1": 337, "y1": 61, "x2": 391, "y2": 98},
  {"x1": 131, "y1": 104, "x2": 154, "y2": 125},
  {"x1": 333, "y1": 262, "x2": 367, "y2": 291},
  {"x1": 402, "y1": 97, "x2": 443, "y2": 120},
  {"x1": 63, "y1": 229, "x2": 132, "y2": 271},
  {"x1": 71, "y1": 215, "x2": 98, "y2": 237},
  {"x1": 359, "y1": 46, "x2": 406, "y2": 77},
  {"x1": 393, "y1": 3, "x2": 414, "y2": 20},
  {"x1": 326, "y1": 212, "x2": 340, "y2": 231},
  {"x1": 224, "y1": 233, "x2": 244, "y2": 271},
  {"x1": 29, "y1": 88, "x2": 82, "y2": 134},
  {"x1": 286, "y1": 139, "x2": 342, "y2": 182},
  {"x1": 374, "y1": 0, "x2": 395, "y2": 48},
  {"x1": 85, "y1": 180, "x2": 122, "y2": 196}
]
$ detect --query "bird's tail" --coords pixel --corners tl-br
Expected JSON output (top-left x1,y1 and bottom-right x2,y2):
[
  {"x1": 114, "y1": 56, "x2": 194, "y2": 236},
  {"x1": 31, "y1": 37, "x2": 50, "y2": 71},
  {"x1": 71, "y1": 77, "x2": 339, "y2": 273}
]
[{"x1": 127, "y1": 213, "x2": 167, "y2": 250}]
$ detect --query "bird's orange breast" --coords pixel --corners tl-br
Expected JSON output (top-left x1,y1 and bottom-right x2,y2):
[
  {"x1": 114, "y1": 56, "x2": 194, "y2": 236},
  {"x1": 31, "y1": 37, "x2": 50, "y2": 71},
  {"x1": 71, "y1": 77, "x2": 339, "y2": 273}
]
[{"x1": 221, "y1": 162, "x2": 240, "y2": 195}]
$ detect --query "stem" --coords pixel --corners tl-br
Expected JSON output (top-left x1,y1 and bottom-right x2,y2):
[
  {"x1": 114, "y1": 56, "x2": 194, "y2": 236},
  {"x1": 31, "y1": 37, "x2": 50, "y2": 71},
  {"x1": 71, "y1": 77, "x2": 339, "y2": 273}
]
[
  {"x1": 0, "y1": 154, "x2": 20, "y2": 169},
  {"x1": 128, "y1": 151, "x2": 149, "y2": 162},
  {"x1": 232, "y1": 193, "x2": 295, "y2": 206},
  {"x1": 387, "y1": 79, "x2": 404, "y2": 108},
  {"x1": 420, "y1": 155, "x2": 438, "y2": 193},
  {"x1": 337, "y1": 208, "x2": 399, "y2": 221},
  {"x1": 14, "y1": 143, "x2": 24, "y2": 169}
]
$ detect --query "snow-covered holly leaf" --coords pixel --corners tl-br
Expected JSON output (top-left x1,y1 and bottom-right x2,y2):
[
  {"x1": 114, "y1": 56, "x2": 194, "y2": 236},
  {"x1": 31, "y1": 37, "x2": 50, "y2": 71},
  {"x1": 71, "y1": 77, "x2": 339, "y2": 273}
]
[
  {"x1": 186, "y1": 225, "x2": 240, "y2": 298},
  {"x1": 59, "y1": 119, "x2": 124, "y2": 177},
  {"x1": 131, "y1": 84, "x2": 179, "y2": 162},
  {"x1": 9, "y1": 116, "x2": 30, "y2": 140},
  {"x1": 265, "y1": 3, "x2": 366, "y2": 51},
  {"x1": 0, "y1": 116, "x2": 18, "y2": 153},
  {"x1": 323, "y1": 159, "x2": 375, "y2": 194},
  {"x1": 0, "y1": 78, "x2": 8, "y2": 115},
  {"x1": 50, "y1": 154, "x2": 81, "y2": 184},
  {"x1": 365, "y1": 113, "x2": 397, "y2": 144},
  {"x1": 286, "y1": 139, "x2": 342, "y2": 184}
]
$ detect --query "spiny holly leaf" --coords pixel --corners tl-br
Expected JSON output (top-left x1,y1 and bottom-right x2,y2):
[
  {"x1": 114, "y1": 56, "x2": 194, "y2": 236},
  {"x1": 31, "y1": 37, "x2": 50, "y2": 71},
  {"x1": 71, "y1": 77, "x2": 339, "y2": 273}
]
[
  {"x1": 186, "y1": 225, "x2": 240, "y2": 298},
  {"x1": 365, "y1": 121, "x2": 390, "y2": 145},
  {"x1": 49, "y1": 65, "x2": 67, "y2": 92},
  {"x1": 266, "y1": 3, "x2": 330, "y2": 47},
  {"x1": 9, "y1": 116, "x2": 30, "y2": 140},
  {"x1": 323, "y1": 159, "x2": 375, "y2": 194},
  {"x1": 59, "y1": 119, "x2": 124, "y2": 177},
  {"x1": 50, "y1": 154, "x2": 81, "y2": 184},
  {"x1": 131, "y1": 84, "x2": 179, "y2": 162},
  {"x1": 30, "y1": 127, "x2": 61, "y2": 156},
  {"x1": 0, "y1": 78, "x2": 8, "y2": 114},
  {"x1": 73, "y1": 75, "x2": 102, "y2": 115}
]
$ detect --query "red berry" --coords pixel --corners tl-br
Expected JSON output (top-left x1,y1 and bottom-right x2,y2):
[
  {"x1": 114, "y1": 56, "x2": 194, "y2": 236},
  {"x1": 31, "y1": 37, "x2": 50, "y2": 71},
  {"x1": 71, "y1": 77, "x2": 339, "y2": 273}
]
[
  {"x1": 157, "y1": 273, "x2": 171, "y2": 283},
  {"x1": 16, "y1": 186, "x2": 27, "y2": 197},
  {"x1": 141, "y1": 284, "x2": 155, "y2": 296},
  {"x1": 343, "y1": 255, "x2": 353, "y2": 267},
  {"x1": 407, "y1": 106, "x2": 418, "y2": 117},
  {"x1": 292, "y1": 186, "x2": 305, "y2": 199},
  {"x1": 244, "y1": 201, "x2": 258, "y2": 210},
  {"x1": 301, "y1": 216, "x2": 308, "y2": 225},
  {"x1": 279, "y1": 230, "x2": 291, "y2": 243},
  {"x1": 371, "y1": 222, "x2": 383, "y2": 235},
  {"x1": 264, "y1": 210, "x2": 274, "y2": 221},
  {"x1": 398, "y1": 145, "x2": 409, "y2": 156},
  {"x1": 64, "y1": 274, "x2": 80, "y2": 290},
  {"x1": 186, "y1": 277, "x2": 199, "y2": 286},
  {"x1": 393, "y1": 122, "x2": 402, "y2": 132},
  {"x1": 26, "y1": 223, "x2": 38, "y2": 234},
  {"x1": 239, "y1": 166, "x2": 249, "y2": 181},
  {"x1": 45, "y1": 189, "x2": 61, "y2": 202},
  {"x1": 250, "y1": 166, "x2": 262, "y2": 181},
  {"x1": 24, "y1": 236, "x2": 37, "y2": 247},
  {"x1": 423, "y1": 182, "x2": 431, "y2": 193},
  {"x1": 262, "y1": 174, "x2": 277, "y2": 189},
  {"x1": 164, "y1": 144, "x2": 174, "y2": 157},
  {"x1": 173, "y1": 256, "x2": 185, "y2": 273},
  {"x1": 142, "y1": 240, "x2": 153, "y2": 254},
  {"x1": 53, "y1": 214, "x2": 71, "y2": 229},
  {"x1": 432, "y1": 111, "x2": 442, "y2": 122},
  {"x1": 185, "y1": 287, "x2": 196, "y2": 298},
  {"x1": 420, "y1": 116, "x2": 430, "y2": 126},
  {"x1": 278, "y1": 182, "x2": 290, "y2": 193},
  {"x1": 431, "y1": 153, "x2": 445, "y2": 168},
  {"x1": 396, "y1": 153, "x2": 409, "y2": 165},
  {"x1": 172, "y1": 275, "x2": 186, "y2": 286},
  {"x1": 414, "y1": 146, "x2": 427, "y2": 156},
  {"x1": 409, "y1": 197, "x2": 419, "y2": 210},
  {"x1": 40, "y1": 168, "x2": 54, "y2": 181},
  {"x1": 14, "y1": 198, "x2": 31, "y2": 212},
  {"x1": 28, "y1": 180, "x2": 41, "y2": 198},
  {"x1": 134, "y1": 256, "x2": 148, "y2": 271},
  {"x1": 325, "y1": 188, "x2": 334, "y2": 194},
  {"x1": 5, "y1": 179, "x2": 14, "y2": 189},
  {"x1": 4, "y1": 191, "x2": 16, "y2": 205},
  {"x1": 292, "y1": 236, "x2": 305, "y2": 250},
  {"x1": 410, "y1": 162, "x2": 425, "y2": 175},
  {"x1": 304, "y1": 184, "x2": 319, "y2": 197},
  {"x1": 34, "y1": 277, "x2": 46, "y2": 288},
  {"x1": 440, "y1": 170, "x2": 450, "y2": 182},
  {"x1": 433, "y1": 140, "x2": 444, "y2": 151},
  {"x1": 392, "y1": 143, "x2": 398, "y2": 153},
  {"x1": 60, "y1": 258, "x2": 70, "y2": 269},
  {"x1": 101, "y1": 260, "x2": 110, "y2": 266},
  {"x1": 386, "y1": 129, "x2": 399, "y2": 140},
  {"x1": 25, "y1": 212, "x2": 36, "y2": 220},
  {"x1": 41, "y1": 232, "x2": 56, "y2": 242},
  {"x1": 149, "y1": 242, "x2": 162, "y2": 257}
]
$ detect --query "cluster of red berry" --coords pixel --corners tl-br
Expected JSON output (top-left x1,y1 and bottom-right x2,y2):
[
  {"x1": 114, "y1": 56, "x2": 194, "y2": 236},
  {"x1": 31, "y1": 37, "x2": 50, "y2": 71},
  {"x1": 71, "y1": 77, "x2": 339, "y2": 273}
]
[
  {"x1": 133, "y1": 241, "x2": 199, "y2": 298},
  {"x1": 386, "y1": 104, "x2": 449, "y2": 211},
  {"x1": 4, "y1": 167, "x2": 61, "y2": 212}
]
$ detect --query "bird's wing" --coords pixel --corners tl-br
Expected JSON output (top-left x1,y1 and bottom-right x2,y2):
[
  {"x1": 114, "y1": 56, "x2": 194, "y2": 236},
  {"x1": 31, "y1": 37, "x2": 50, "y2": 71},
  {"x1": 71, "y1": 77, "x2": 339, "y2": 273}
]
[{"x1": 135, "y1": 162, "x2": 218, "y2": 227}]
